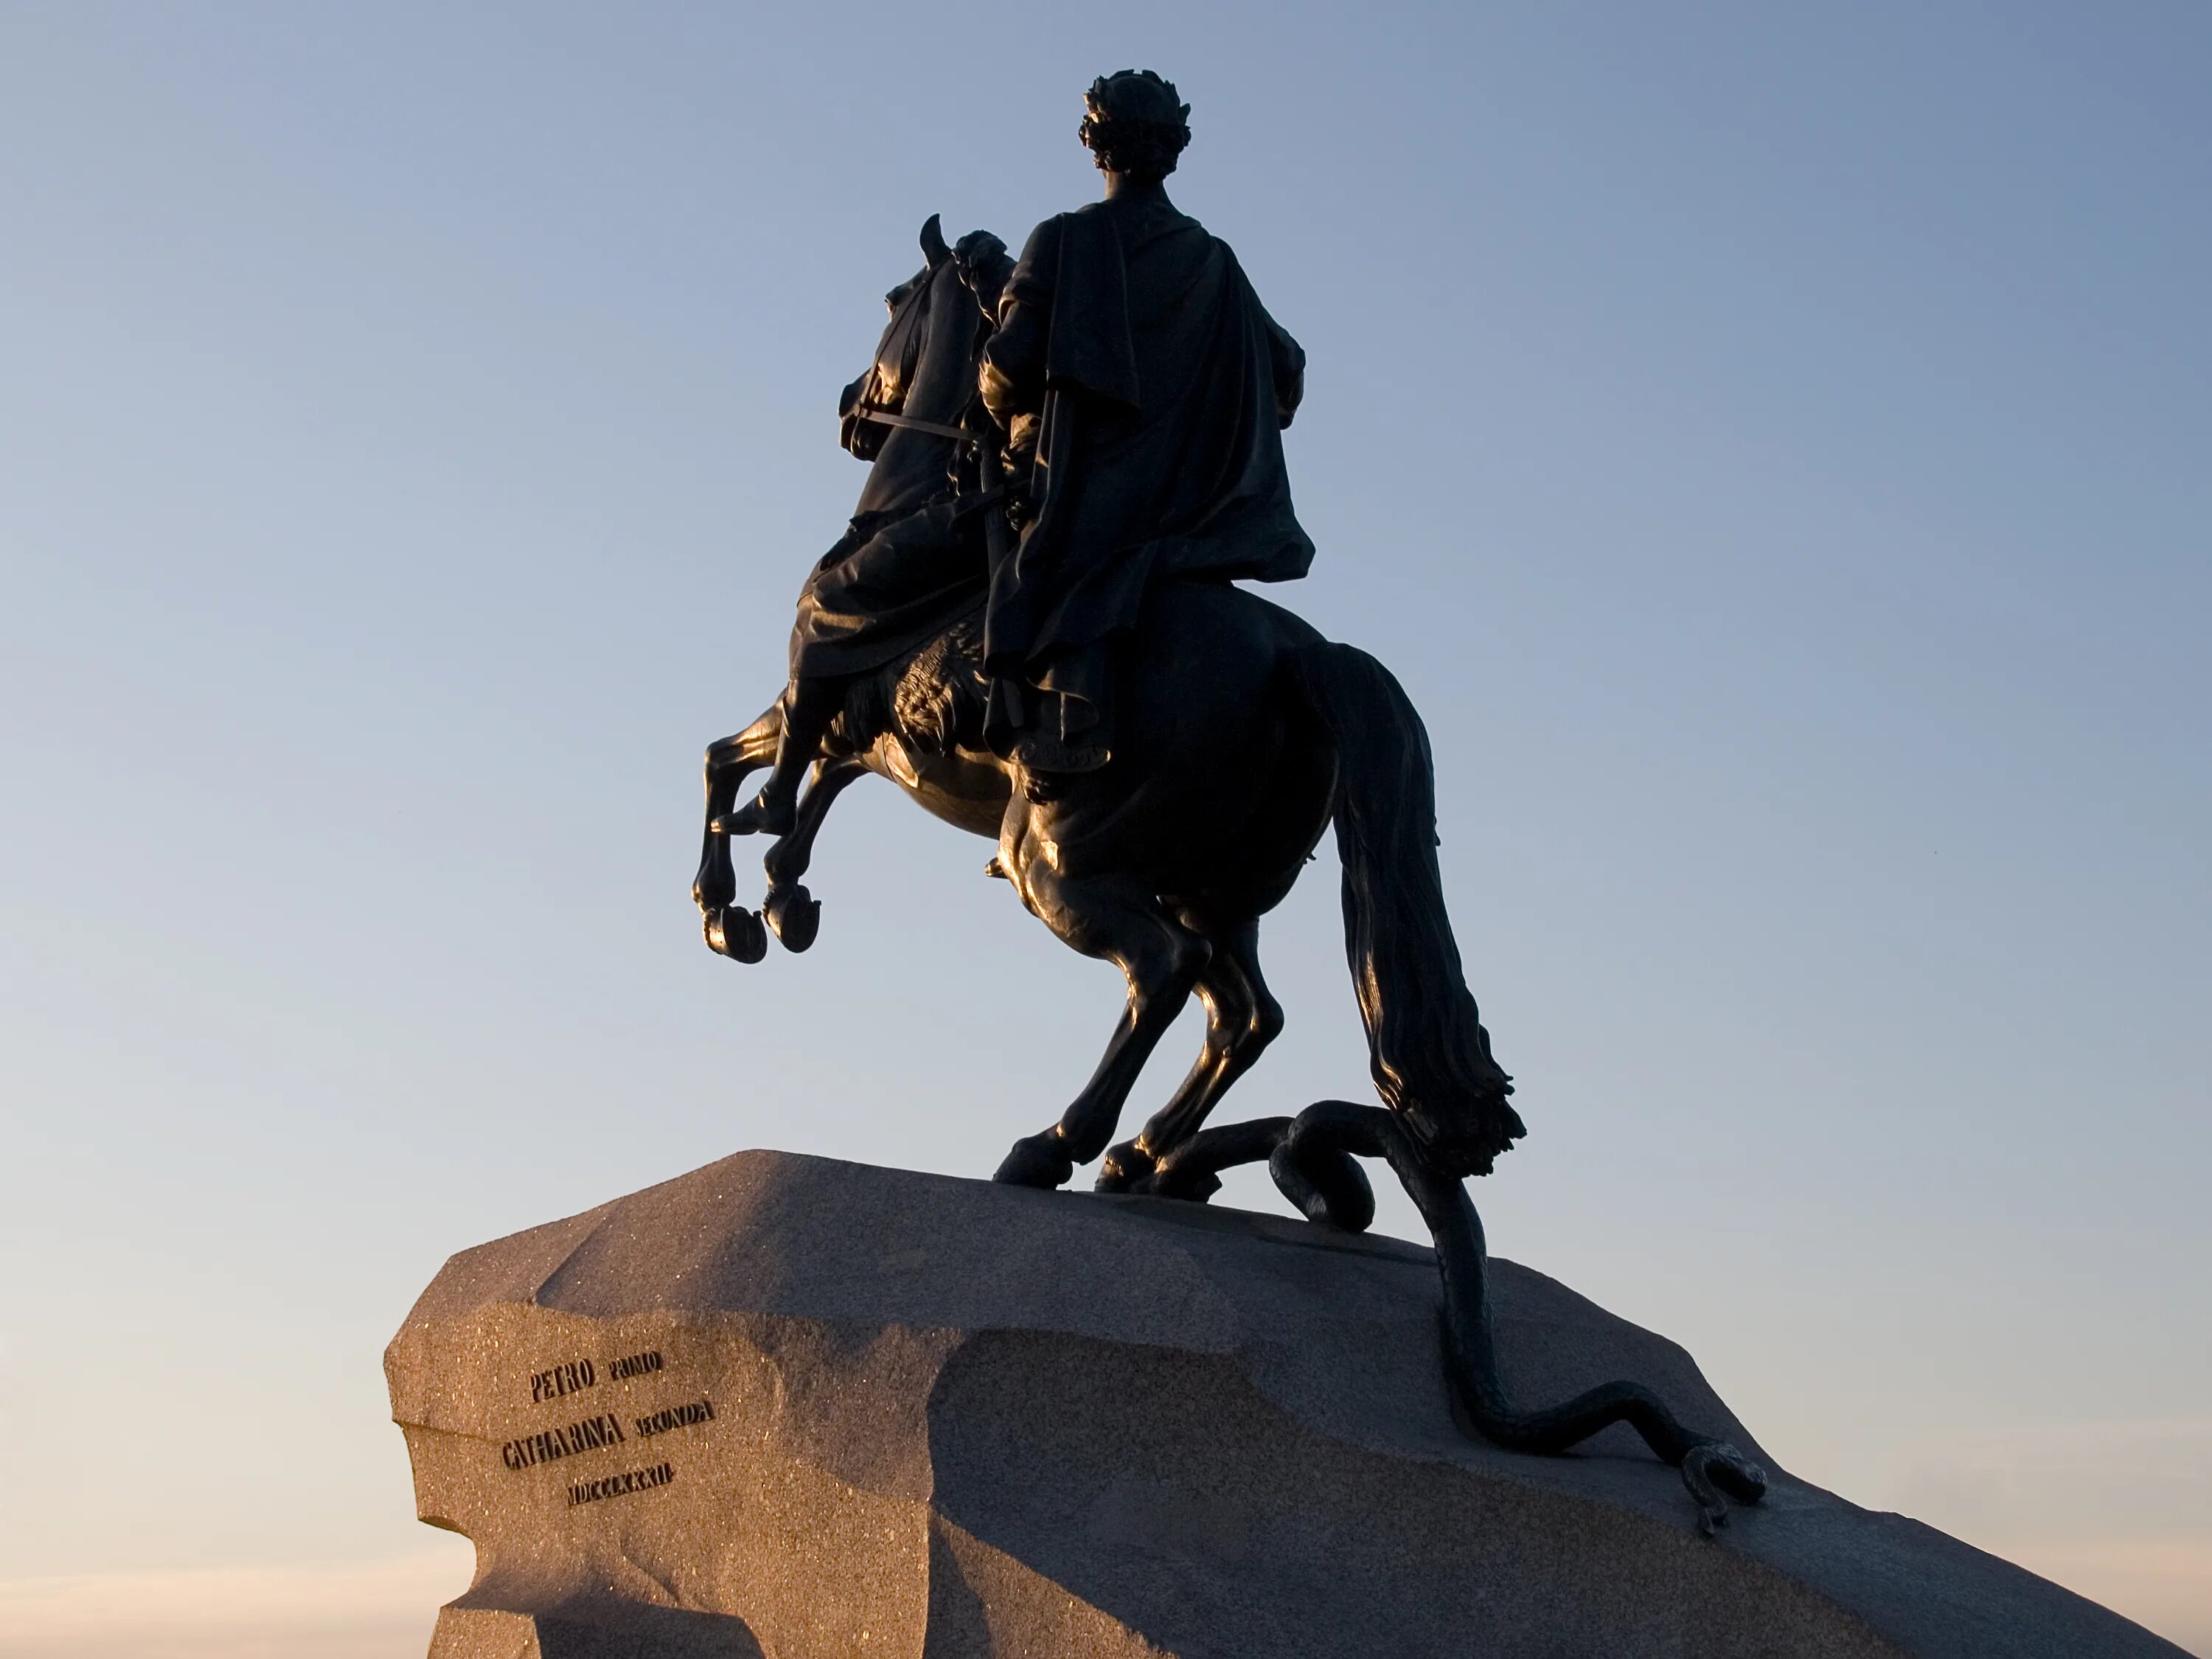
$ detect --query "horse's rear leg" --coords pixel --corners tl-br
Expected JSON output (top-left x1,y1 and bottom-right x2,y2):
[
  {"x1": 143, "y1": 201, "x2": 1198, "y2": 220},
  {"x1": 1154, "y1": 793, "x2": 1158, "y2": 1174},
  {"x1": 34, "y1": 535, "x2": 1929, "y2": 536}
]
[
  {"x1": 995, "y1": 866, "x2": 1211, "y2": 1190},
  {"x1": 1097, "y1": 919, "x2": 1283, "y2": 1194}
]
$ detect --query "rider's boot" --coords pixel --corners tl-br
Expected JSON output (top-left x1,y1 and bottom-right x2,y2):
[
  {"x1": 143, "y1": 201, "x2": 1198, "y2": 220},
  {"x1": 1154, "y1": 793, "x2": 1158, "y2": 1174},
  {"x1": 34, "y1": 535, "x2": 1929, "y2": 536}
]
[{"x1": 723, "y1": 675, "x2": 847, "y2": 836}]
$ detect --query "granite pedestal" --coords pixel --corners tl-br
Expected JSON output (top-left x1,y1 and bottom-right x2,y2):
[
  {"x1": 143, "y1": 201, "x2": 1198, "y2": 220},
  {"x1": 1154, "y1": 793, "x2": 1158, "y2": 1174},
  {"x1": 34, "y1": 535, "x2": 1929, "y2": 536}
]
[{"x1": 387, "y1": 1150, "x2": 2185, "y2": 1658}]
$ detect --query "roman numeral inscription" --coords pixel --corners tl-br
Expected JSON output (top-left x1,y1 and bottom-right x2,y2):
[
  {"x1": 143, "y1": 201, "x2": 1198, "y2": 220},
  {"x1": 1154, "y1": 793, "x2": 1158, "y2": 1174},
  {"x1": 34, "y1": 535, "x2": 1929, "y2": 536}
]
[{"x1": 568, "y1": 1461, "x2": 675, "y2": 1509}]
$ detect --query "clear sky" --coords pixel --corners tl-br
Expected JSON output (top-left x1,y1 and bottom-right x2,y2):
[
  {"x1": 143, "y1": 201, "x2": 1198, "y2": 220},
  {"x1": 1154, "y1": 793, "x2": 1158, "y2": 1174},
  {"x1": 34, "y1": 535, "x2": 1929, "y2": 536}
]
[{"x1": 1, "y1": 4, "x2": 2205, "y2": 1655}]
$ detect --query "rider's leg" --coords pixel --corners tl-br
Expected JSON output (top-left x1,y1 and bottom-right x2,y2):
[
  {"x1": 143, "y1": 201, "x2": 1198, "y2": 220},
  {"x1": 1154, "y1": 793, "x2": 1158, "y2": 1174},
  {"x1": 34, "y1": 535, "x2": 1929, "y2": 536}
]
[{"x1": 723, "y1": 672, "x2": 849, "y2": 837}]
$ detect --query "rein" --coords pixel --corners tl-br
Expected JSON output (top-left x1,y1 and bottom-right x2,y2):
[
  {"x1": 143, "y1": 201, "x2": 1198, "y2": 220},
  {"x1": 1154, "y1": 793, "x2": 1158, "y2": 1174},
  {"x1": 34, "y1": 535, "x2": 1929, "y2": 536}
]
[{"x1": 853, "y1": 403, "x2": 976, "y2": 447}]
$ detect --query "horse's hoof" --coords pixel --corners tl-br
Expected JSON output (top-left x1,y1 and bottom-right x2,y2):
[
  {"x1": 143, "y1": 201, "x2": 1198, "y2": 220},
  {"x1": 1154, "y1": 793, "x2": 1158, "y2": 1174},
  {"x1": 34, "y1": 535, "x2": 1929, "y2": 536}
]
[
  {"x1": 993, "y1": 1133, "x2": 1075, "y2": 1190},
  {"x1": 1094, "y1": 1140, "x2": 1155, "y2": 1193},
  {"x1": 703, "y1": 905, "x2": 768, "y2": 964},
  {"x1": 1147, "y1": 1147, "x2": 1225, "y2": 1204},
  {"x1": 764, "y1": 885, "x2": 821, "y2": 953}
]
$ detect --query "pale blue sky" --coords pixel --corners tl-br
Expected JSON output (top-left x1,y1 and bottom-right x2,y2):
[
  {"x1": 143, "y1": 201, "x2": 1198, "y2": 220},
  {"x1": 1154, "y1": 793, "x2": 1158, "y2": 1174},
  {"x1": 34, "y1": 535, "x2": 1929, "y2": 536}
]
[{"x1": 1, "y1": 4, "x2": 2206, "y2": 1654}]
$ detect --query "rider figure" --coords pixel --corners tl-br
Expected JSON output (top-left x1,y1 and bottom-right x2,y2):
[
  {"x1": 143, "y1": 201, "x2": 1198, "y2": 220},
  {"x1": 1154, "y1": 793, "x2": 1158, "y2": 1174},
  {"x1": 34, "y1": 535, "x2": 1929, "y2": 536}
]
[
  {"x1": 729, "y1": 69, "x2": 1311, "y2": 830},
  {"x1": 980, "y1": 70, "x2": 1313, "y2": 779}
]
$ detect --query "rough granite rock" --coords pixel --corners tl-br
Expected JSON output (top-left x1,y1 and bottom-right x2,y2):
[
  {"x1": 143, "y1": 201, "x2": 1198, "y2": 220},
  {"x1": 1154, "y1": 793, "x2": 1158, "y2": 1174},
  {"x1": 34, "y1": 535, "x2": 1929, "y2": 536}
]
[{"x1": 386, "y1": 1150, "x2": 2186, "y2": 1658}]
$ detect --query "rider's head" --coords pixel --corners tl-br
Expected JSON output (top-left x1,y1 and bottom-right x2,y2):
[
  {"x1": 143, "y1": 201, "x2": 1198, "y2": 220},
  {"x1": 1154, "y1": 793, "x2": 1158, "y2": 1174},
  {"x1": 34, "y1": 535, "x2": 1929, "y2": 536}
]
[{"x1": 1079, "y1": 71, "x2": 1191, "y2": 185}]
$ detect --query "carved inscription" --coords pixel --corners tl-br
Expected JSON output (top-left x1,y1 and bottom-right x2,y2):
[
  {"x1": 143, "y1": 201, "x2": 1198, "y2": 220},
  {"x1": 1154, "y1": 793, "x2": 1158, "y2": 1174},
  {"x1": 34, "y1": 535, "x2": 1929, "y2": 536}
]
[
  {"x1": 504, "y1": 1346, "x2": 714, "y2": 1503},
  {"x1": 501, "y1": 1412, "x2": 626, "y2": 1470},
  {"x1": 529, "y1": 1358, "x2": 596, "y2": 1403},
  {"x1": 634, "y1": 1397, "x2": 714, "y2": 1439},
  {"x1": 569, "y1": 1460, "x2": 675, "y2": 1508}
]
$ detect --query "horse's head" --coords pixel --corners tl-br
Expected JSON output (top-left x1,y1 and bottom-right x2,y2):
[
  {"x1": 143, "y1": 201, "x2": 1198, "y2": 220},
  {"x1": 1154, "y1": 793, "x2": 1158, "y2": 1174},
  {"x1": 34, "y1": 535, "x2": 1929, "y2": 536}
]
[
  {"x1": 838, "y1": 215, "x2": 950, "y2": 455},
  {"x1": 840, "y1": 215, "x2": 998, "y2": 517}
]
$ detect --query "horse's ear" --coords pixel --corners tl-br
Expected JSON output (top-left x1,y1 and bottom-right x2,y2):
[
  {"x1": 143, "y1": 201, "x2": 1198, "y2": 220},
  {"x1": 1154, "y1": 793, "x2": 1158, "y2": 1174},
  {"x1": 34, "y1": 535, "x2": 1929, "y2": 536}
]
[{"x1": 919, "y1": 213, "x2": 950, "y2": 267}]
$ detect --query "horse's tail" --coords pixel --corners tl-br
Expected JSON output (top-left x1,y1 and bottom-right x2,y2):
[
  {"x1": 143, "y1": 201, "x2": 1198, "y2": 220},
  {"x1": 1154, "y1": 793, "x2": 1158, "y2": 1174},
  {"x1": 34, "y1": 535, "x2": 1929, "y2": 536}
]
[{"x1": 1292, "y1": 642, "x2": 1524, "y2": 1177}]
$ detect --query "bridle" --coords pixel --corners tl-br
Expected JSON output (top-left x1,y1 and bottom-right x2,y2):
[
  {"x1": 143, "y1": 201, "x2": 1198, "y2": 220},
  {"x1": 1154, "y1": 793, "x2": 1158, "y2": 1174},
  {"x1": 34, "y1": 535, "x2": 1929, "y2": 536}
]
[
  {"x1": 854, "y1": 265, "x2": 995, "y2": 451},
  {"x1": 850, "y1": 403, "x2": 976, "y2": 448}
]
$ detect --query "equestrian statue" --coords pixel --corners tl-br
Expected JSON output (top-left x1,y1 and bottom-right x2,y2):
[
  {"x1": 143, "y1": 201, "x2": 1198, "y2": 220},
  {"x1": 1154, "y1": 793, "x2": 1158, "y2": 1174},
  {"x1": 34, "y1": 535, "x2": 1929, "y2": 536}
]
[{"x1": 692, "y1": 70, "x2": 1767, "y2": 1531}]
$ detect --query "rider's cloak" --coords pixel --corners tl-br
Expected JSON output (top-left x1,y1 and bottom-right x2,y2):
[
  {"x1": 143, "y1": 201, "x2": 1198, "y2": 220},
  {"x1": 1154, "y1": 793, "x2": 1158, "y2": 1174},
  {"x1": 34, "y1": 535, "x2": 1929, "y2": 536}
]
[
  {"x1": 785, "y1": 257, "x2": 990, "y2": 686},
  {"x1": 981, "y1": 192, "x2": 1311, "y2": 765}
]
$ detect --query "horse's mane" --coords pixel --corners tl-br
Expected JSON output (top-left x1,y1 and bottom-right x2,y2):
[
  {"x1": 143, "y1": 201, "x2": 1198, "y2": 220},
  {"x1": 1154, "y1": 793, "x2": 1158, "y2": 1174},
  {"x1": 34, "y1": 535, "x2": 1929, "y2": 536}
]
[{"x1": 827, "y1": 617, "x2": 988, "y2": 761}]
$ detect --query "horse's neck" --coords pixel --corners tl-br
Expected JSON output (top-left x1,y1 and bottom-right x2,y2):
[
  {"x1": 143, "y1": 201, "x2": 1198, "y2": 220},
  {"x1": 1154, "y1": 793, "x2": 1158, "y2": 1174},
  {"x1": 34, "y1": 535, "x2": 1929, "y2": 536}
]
[{"x1": 853, "y1": 268, "x2": 980, "y2": 519}]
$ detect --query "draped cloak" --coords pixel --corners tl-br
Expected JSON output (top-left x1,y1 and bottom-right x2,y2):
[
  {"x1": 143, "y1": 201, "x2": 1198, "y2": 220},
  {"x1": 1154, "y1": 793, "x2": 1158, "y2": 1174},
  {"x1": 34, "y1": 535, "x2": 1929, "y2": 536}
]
[
  {"x1": 785, "y1": 257, "x2": 990, "y2": 684},
  {"x1": 981, "y1": 194, "x2": 1312, "y2": 763}
]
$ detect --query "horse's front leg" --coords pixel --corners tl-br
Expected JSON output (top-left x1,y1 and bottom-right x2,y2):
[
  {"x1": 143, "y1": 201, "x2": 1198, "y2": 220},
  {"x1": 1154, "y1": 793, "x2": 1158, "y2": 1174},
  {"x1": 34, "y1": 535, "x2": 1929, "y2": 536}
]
[
  {"x1": 694, "y1": 704, "x2": 781, "y2": 959},
  {"x1": 994, "y1": 860, "x2": 1211, "y2": 1189},
  {"x1": 757, "y1": 754, "x2": 870, "y2": 952}
]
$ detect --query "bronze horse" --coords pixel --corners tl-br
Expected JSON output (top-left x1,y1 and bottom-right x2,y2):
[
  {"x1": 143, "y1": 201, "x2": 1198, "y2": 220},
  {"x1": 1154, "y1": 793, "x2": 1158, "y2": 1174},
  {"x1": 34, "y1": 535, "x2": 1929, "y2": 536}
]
[
  {"x1": 692, "y1": 218, "x2": 1767, "y2": 1528},
  {"x1": 692, "y1": 217, "x2": 1519, "y2": 1194}
]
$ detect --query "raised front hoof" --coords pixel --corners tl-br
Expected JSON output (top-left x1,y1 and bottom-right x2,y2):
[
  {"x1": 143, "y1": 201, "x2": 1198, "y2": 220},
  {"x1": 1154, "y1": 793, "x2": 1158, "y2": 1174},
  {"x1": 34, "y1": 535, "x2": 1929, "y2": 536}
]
[
  {"x1": 703, "y1": 905, "x2": 768, "y2": 964},
  {"x1": 1093, "y1": 1140, "x2": 1157, "y2": 1194},
  {"x1": 993, "y1": 1133, "x2": 1076, "y2": 1190},
  {"x1": 1679, "y1": 1440, "x2": 1769, "y2": 1537},
  {"x1": 712, "y1": 794, "x2": 796, "y2": 838},
  {"x1": 763, "y1": 884, "x2": 820, "y2": 953}
]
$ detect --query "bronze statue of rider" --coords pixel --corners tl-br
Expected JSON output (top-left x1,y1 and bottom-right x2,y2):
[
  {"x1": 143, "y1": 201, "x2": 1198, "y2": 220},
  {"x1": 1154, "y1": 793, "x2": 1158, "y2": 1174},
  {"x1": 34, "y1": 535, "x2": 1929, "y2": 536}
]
[{"x1": 727, "y1": 69, "x2": 1311, "y2": 831}]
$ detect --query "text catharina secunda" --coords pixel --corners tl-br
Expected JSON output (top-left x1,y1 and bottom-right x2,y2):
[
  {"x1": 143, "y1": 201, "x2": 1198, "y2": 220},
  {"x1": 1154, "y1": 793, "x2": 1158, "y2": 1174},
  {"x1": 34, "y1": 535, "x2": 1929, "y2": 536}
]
[{"x1": 501, "y1": 1399, "x2": 715, "y2": 1471}]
